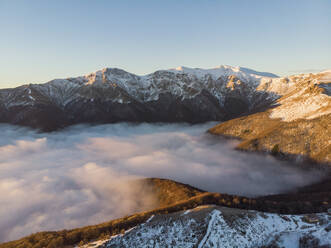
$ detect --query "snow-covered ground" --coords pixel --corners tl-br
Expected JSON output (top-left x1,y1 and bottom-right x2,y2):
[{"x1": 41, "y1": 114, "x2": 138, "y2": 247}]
[
  {"x1": 93, "y1": 205, "x2": 331, "y2": 248},
  {"x1": 270, "y1": 72, "x2": 331, "y2": 121}
]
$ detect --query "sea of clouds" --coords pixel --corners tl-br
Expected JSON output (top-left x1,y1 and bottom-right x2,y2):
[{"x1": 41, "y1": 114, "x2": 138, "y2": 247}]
[{"x1": 0, "y1": 122, "x2": 323, "y2": 242}]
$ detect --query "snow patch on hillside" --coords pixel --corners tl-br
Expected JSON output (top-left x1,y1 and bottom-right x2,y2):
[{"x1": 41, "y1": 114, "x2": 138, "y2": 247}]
[
  {"x1": 270, "y1": 74, "x2": 331, "y2": 121},
  {"x1": 270, "y1": 92, "x2": 331, "y2": 121}
]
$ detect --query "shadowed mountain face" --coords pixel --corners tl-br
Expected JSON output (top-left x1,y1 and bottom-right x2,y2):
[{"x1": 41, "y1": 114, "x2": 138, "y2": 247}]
[{"x1": 0, "y1": 66, "x2": 281, "y2": 131}]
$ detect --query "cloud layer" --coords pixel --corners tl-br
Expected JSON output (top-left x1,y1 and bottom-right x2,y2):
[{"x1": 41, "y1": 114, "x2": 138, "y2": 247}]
[{"x1": 0, "y1": 123, "x2": 322, "y2": 242}]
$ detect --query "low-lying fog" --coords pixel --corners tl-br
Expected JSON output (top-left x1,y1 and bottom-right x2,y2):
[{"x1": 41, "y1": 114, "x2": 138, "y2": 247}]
[{"x1": 0, "y1": 123, "x2": 322, "y2": 242}]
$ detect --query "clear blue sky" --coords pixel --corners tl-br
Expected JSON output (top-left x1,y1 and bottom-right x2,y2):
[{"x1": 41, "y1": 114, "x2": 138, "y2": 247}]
[{"x1": 0, "y1": 0, "x2": 330, "y2": 88}]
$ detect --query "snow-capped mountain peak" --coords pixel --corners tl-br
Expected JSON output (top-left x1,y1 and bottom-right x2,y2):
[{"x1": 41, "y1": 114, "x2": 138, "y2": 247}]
[{"x1": 168, "y1": 65, "x2": 279, "y2": 80}]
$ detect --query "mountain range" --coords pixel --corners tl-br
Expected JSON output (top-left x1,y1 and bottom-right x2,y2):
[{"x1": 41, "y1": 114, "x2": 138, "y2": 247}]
[
  {"x1": 1, "y1": 65, "x2": 330, "y2": 162},
  {"x1": 0, "y1": 65, "x2": 297, "y2": 131}
]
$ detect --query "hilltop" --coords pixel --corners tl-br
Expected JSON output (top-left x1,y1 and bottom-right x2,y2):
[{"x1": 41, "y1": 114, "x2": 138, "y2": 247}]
[{"x1": 209, "y1": 71, "x2": 331, "y2": 164}]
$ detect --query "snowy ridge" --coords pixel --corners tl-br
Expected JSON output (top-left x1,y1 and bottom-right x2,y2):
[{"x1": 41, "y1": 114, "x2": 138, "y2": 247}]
[
  {"x1": 92, "y1": 206, "x2": 331, "y2": 248},
  {"x1": 168, "y1": 65, "x2": 278, "y2": 80},
  {"x1": 80, "y1": 65, "x2": 282, "y2": 104},
  {"x1": 0, "y1": 65, "x2": 284, "y2": 108},
  {"x1": 270, "y1": 71, "x2": 331, "y2": 121}
]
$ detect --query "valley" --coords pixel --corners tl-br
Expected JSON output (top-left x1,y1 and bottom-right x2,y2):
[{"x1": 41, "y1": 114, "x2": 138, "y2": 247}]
[{"x1": 0, "y1": 67, "x2": 330, "y2": 248}]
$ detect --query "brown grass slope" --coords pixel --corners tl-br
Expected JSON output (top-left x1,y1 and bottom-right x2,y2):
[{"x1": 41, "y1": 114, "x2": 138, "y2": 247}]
[
  {"x1": 137, "y1": 178, "x2": 204, "y2": 207},
  {"x1": 209, "y1": 112, "x2": 331, "y2": 164}
]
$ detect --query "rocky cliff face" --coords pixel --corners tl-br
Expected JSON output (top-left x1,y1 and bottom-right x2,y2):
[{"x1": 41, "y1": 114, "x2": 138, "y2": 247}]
[{"x1": 0, "y1": 66, "x2": 285, "y2": 131}]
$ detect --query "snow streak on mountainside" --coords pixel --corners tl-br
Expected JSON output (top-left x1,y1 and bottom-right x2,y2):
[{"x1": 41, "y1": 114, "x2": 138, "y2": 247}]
[{"x1": 90, "y1": 206, "x2": 331, "y2": 248}]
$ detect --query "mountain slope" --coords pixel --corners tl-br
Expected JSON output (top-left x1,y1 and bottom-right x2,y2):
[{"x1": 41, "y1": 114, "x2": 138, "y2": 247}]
[
  {"x1": 99, "y1": 206, "x2": 331, "y2": 248},
  {"x1": 0, "y1": 65, "x2": 287, "y2": 131},
  {"x1": 209, "y1": 71, "x2": 331, "y2": 164}
]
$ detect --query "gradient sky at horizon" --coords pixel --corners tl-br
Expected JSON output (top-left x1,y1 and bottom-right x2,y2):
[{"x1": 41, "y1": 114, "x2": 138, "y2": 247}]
[{"x1": 0, "y1": 0, "x2": 330, "y2": 88}]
